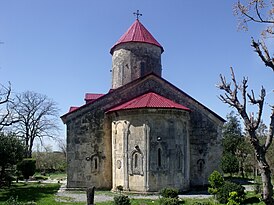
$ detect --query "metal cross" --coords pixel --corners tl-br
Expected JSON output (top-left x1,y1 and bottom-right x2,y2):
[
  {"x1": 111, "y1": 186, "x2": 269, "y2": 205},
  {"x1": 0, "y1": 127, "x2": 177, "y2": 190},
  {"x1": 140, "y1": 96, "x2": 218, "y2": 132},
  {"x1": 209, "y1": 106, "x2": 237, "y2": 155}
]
[{"x1": 133, "y1": 10, "x2": 142, "y2": 20}]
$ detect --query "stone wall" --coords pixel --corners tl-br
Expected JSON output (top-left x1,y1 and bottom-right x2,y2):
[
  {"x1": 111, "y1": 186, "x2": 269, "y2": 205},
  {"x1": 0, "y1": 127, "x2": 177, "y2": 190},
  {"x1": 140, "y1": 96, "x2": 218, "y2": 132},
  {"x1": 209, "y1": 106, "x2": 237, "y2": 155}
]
[
  {"x1": 66, "y1": 109, "x2": 112, "y2": 189},
  {"x1": 111, "y1": 42, "x2": 162, "y2": 89},
  {"x1": 110, "y1": 109, "x2": 190, "y2": 192},
  {"x1": 63, "y1": 74, "x2": 224, "y2": 190}
]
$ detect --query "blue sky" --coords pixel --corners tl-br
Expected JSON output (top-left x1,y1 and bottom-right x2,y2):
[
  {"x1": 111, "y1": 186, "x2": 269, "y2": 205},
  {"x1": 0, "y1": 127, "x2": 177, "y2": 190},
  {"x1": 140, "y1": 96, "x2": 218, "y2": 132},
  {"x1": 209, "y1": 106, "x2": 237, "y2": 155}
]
[{"x1": 0, "y1": 1, "x2": 273, "y2": 149}]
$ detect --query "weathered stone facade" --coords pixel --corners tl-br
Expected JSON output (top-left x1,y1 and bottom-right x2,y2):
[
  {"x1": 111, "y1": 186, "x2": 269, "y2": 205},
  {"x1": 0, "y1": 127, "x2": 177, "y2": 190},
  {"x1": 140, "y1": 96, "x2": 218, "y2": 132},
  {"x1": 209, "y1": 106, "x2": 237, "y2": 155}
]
[
  {"x1": 112, "y1": 42, "x2": 162, "y2": 89},
  {"x1": 61, "y1": 19, "x2": 224, "y2": 192},
  {"x1": 110, "y1": 109, "x2": 190, "y2": 192}
]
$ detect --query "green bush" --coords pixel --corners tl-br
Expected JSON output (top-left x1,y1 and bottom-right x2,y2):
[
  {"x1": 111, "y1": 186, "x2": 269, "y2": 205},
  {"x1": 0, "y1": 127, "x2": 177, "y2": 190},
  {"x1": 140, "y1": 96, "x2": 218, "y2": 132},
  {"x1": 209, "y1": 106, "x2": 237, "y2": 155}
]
[
  {"x1": 116, "y1": 185, "x2": 123, "y2": 192},
  {"x1": 113, "y1": 195, "x2": 131, "y2": 205},
  {"x1": 216, "y1": 181, "x2": 245, "y2": 204},
  {"x1": 227, "y1": 191, "x2": 241, "y2": 205},
  {"x1": 17, "y1": 158, "x2": 36, "y2": 180},
  {"x1": 208, "y1": 170, "x2": 224, "y2": 195},
  {"x1": 159, "y1": 197, "x2": 180, "y2": 205},
  {"x1": 191, "y1": 202, "x2": 215, "y2": 205},
  {"x1": 160, "y1": 187, "x2": 179, "y2": 198}
]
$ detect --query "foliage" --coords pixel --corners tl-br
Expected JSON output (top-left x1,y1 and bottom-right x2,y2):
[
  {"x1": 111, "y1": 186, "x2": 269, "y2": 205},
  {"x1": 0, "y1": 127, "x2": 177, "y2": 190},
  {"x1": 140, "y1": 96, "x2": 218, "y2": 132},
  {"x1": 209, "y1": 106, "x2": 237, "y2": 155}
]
[
  {"x1": 4, "y1": 196, "x2": 24, "y2": 205},
  {"x1": 159, "y1": 197, "x2": 180, "y2": 205},
  {"x1": 116, "y1": 185, "x2": 123, "y2": 192},
  {"x1": 226, "y1": 191, "x2": 241, "y2": 205},
  {"x1": 33, "y1": 146, "x2": 66, "y2": 174},
  {"x1": 219, "y1": 1, "x2": 274, "y2": 203},
  {"x1": 0, "y1": 133, "x2": 25, "y2": 186},
  {"x1": 160, "y1": 187, "x2": 179, "y2": 198},
  {"x1": 216, "y1": 181, "x2": 245, "y2": 204},
  {"x1": 17, "y1": 159, "x2": 36, "y2": 180},
  {"x1": 113, "y1": 195, "x2": 130, "y2": 205},
  {"x1": 208, "y1": 170, "x2": 224, "y2": 195},
  {"x1": 159, "y1": 188, "x2": 180, "y2": 205},
  {"x1": 221, "y1": 153, "x2": 239, "y2": 176},
  {"x1": 191, "y1": 202, "x2": 215, "y2": 205}
]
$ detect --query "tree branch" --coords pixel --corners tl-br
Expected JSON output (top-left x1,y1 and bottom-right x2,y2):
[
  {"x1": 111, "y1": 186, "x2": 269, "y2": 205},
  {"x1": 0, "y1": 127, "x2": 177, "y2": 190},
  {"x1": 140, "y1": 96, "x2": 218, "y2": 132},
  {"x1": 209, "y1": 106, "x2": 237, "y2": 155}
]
[{"x1": 252, "y1": 39, "x2": 274, "y2": 71}]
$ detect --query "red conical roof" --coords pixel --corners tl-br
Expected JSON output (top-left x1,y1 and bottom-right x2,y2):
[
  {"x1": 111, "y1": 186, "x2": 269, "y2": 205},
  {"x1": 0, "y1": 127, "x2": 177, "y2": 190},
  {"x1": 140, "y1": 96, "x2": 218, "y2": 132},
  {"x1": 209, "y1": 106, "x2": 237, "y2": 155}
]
[
  {"x1": 110, "y1": 20, "x2": 164, "y2": 54},
  {"x1": 107, "y1": 92, "x2": 190, "y2": 113}
]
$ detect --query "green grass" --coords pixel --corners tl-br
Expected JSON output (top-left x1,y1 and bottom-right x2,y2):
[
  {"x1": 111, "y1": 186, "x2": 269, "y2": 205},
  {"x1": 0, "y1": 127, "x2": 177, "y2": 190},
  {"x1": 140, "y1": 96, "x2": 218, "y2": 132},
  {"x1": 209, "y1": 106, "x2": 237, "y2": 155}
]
[
  {"x1": 0, "y1": 182, "x2": 84, "y2": 205},
  {"x1": 0, "y1": 182, "x2": 264, "y2": 205}
]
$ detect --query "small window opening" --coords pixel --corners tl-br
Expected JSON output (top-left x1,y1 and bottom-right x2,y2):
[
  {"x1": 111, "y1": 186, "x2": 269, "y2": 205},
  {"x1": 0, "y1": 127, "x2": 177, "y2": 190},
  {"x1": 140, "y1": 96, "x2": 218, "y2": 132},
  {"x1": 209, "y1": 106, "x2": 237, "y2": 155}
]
[
  {"x1": 94, "y1": 158, "x2": 98, "y2": 170},
  {"x1": 158, "y1": 148, "x2": 162, "y2": 167},
  {"x1": 134, "y1": 154, "x2": 138, "y2": 168}
]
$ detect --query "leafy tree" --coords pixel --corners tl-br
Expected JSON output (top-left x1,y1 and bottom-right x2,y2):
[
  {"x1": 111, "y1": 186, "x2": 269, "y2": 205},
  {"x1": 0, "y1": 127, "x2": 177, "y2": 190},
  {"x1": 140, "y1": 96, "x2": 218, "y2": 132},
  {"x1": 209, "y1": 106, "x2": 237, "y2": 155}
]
[
  {"x1": 11, "y1": 91, "x2": 60, "y2": 158},
  {"x1": 17, "y1": 158, "x2": 36, "y2": 180},
  {"x1": 0, "y1": 133, "x2": 25, "y2": 185},
  {"x1": 222, "y1": 112, "x2": 243, "y2": 153},
  {"x1": 218, "y1": 1, "x2": 274, "y2": 204},
  {"x1": 221, "y1": 153, "x2": 239, "y2": 177},
  {"x1": 221, "y1": 112, "x2": 242, "y2": 176},
  {"x1": 33, "y1": 145, "x2": 66, "y2": 173}
]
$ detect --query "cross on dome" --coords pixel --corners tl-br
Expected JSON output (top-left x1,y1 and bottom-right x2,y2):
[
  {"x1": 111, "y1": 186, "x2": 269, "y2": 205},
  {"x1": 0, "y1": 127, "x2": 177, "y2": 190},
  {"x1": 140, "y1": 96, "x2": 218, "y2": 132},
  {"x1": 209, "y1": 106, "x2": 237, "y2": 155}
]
[{"x1": 133, "y1": 10, "x2": 142, "y2": 20}]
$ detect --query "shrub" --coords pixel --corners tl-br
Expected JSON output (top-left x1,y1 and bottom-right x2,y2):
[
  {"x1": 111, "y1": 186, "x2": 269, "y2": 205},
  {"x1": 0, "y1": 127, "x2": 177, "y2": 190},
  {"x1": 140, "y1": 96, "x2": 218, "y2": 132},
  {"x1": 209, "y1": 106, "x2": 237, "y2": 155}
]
[
  {"x1": 116, "y1": 185, "x2": 123, "y2": 192},
  {"x1": 17, "y1": 158, "x2": 36, "y2": 180},
  {"x1": 191, "y1": 202, "x2": 215, "y2": 205},
  {"x1": 216, "y1": 181, "x2": 245, "y2": 204},
  {"x1": 159, "y1": 197, "x2": 180, "y2": 205},
  {"x1": 227, "y1": 191, "x2": 241, "y2": 205},
  {"x1": 113, "y1": 195, "x2": 130, "y2": 205},
  {"x1": 160, "y1": 187, "x2": 179, "y2": 198},
  {"x1": 208, "y1": 170, "x2": 224, "y2": 195}
]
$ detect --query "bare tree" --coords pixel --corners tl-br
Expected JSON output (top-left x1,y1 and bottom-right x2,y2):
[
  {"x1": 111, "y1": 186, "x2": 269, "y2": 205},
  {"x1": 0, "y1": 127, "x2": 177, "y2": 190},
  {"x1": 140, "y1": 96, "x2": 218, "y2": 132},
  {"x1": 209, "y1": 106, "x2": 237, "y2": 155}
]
[
  {"x1": 219, "y1": 2, "x2": 274, "y2": 203},
  {"x1": 57, "y1": 137, "x2": 66, "y2": 158},
  {"x1": 11, "y1": 91, "x2": 60, "y2": 158},
  {"x1": 0, "y1": 82, "x2": 17, "y2": 131},
  {"x1": 217, "y1": 68, "x2": 274, "y2": 204},
  {"x1": 234, "y1": 0, "x2": 274, "y2": 71}
]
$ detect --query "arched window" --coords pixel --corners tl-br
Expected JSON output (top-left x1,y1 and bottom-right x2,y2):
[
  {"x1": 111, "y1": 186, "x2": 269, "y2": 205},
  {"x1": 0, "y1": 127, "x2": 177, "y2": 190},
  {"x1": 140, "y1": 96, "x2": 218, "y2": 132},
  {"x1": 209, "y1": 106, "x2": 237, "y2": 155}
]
[
  {"x1": 134, "y1": 153, "x2": 138, "y2": 168},
  {"x1": 158, "y1": 148, "x2": 162, "y2": 167},
  {"x1": 94, "y1": 158, "x2": 98, "y2": 170},
  {"x1": 197, "y1": 159, "x2": 205, "y2": 173},
  {"x1": 91, "y1": 155, "x2": 99, "y2": 173},
  {"x1": 131, "y1": 151, "x2": 143, "y2": 175}
]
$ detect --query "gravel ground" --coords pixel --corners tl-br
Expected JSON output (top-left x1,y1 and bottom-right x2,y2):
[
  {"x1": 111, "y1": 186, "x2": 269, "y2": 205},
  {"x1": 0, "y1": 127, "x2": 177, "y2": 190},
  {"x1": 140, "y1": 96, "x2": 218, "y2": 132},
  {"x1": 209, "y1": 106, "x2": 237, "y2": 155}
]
[{"x1": 55, "y1": 180, "x2": 213, "y2": 203}]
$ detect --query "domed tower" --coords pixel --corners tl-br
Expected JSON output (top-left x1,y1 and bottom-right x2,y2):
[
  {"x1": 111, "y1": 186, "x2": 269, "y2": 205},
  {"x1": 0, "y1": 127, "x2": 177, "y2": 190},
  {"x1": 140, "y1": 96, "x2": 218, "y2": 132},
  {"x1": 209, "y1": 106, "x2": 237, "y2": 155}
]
[{"x1": 110, "y1": 19, "x2": 164, "y2": 89}]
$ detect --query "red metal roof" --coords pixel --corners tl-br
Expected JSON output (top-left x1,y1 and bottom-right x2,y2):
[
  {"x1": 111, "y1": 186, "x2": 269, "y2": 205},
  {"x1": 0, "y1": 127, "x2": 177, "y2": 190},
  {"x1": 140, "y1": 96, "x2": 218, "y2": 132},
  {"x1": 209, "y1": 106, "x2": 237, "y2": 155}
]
[
  {"x1": 85, "y1": 93, "x2": 104, "y2": 104},
  {"x1": 69, "y1": 106, "x2": 79, "y2": 112},
  {"x1": 107, "y1": 92, "x2": 190, "y2": 113},
  {"x1": 110, "y1": 20, "x2": 164, "y2": 54}
]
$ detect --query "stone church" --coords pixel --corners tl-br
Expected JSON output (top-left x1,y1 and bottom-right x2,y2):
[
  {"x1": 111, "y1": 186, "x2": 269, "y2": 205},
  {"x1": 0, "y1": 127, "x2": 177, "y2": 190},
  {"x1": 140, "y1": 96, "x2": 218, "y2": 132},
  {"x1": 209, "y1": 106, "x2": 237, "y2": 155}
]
[{"x1": 61, "y1": 18, "x2": 225, "y2": 192}]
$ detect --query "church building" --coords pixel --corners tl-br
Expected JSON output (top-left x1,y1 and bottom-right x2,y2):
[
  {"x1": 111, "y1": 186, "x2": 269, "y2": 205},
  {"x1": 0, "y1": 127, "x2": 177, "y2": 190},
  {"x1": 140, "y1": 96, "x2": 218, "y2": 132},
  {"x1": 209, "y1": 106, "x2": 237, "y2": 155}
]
[{"x1": 61, "y1": 16, "x2": 225, "y2": 192}]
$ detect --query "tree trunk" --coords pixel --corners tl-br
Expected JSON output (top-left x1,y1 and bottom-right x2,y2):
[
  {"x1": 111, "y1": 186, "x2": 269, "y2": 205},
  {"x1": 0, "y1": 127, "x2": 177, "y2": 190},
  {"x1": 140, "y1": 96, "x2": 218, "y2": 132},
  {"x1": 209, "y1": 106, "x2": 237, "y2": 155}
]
[{"x1": 256, "y1": 150, "x2": 273, "y2": 204}]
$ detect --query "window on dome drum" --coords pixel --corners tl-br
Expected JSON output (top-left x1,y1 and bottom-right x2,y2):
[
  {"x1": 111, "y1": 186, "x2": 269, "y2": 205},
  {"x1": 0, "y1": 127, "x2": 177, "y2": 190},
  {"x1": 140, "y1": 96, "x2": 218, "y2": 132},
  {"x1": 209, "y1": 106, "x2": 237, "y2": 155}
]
[{"x1": 158, "y1": 148, "x2": 162, "y2": 167}]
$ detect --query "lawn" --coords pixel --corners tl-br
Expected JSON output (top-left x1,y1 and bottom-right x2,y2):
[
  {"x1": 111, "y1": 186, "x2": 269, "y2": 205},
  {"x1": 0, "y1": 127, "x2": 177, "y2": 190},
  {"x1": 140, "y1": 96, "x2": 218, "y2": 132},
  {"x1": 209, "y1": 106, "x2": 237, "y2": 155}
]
[
  {"x1": 0, "y1": 182, "x2": 265, "y2": 205},
  {"x1": 0, "y1": 182, "x2": 84, "y2": 205}
]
